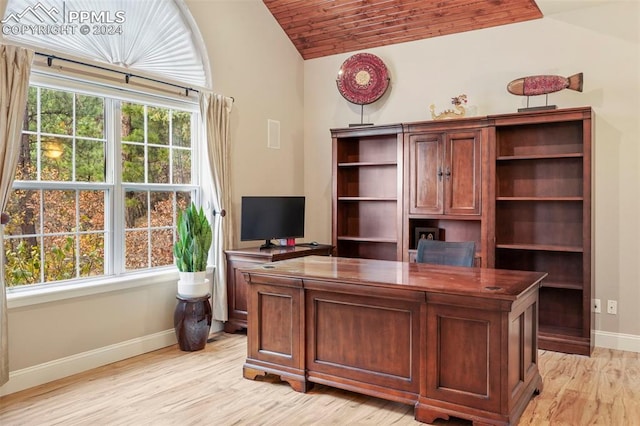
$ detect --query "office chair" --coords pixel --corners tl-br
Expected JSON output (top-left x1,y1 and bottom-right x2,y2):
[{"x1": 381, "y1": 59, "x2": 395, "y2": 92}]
[{"x1": 415, "y1": 239, "x2": 475, "y2": 267}]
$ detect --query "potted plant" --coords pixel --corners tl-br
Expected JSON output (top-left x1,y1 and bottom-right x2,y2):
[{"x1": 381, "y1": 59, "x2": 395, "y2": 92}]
[{"x1": 173, "y1": 202, "x2": 213, "y2": 297}]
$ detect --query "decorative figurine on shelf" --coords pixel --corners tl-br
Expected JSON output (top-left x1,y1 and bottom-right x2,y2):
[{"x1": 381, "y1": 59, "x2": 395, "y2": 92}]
[
  {"x1": 507, "y1": 72, "x2": 583, "y2": 112},
  {"x1": 430, "y1": 94, "x2": 467, "y2": 120},
  {"x1": 336, "y1": 53, "x2": 390, "y2": 127}
]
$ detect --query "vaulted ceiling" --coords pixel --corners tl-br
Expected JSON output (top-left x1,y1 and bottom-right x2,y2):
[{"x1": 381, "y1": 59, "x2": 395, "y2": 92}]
[{"x1": 263, "y1": 0, "x2": 543, "y2": 60}]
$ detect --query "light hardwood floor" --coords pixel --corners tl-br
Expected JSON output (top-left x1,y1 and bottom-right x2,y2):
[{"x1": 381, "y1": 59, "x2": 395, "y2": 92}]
[{"x1": 1, "y1": 332, "x2": 639, "y2": 425}]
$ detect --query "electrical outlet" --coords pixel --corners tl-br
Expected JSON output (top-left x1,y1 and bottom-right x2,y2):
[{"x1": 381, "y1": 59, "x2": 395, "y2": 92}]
[
  {"x1": 594, "y1": 299, "x2": 601, "y2": 313},
  {"x1": 607, "y1": 300, "x2": 617, "y2": 315}
]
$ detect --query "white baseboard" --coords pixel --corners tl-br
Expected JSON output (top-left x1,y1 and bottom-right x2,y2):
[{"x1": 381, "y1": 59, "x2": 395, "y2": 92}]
[
  {"x1": 0, "y1": 329, "x2": 177, "y2": 397},
  {"x1": 2, "y1": 328, "x2": 637, "y2": 397},
  {"x1": 595, "y1": 330, "x2": 640, "y2": 353}
]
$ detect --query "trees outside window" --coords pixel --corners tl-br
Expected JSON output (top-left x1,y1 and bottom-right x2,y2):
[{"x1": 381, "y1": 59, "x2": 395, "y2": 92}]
[{"x1": 3, "y1": 82, "x2": 199, "y2": 287}]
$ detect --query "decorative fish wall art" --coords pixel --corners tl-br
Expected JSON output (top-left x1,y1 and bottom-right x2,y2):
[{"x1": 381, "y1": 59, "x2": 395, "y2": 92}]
[
  {"x1": 507, "y1": 73, "x2": 583, "y2": 111},
  {"x1": 507, "y1": 73, "x2": 583, "y2": 96}
]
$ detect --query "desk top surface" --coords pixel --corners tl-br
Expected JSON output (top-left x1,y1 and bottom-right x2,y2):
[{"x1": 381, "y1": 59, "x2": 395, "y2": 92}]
[
  {"x1": 225, "y1": 244, "x2": 333, "y2": 256},
  {"x1": 242, "y1": 256, "x2": 547, "y2": 300}
]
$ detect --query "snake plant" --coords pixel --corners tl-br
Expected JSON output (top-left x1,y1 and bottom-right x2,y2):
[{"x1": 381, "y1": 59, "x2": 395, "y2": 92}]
[{"x1": 173, "y1": 203, "x2": 213, "y2": 272}]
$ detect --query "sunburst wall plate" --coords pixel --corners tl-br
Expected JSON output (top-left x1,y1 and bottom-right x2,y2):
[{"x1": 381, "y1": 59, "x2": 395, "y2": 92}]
[{"x1": 336, "y1": 53, "x2": 390, "y2": 105}]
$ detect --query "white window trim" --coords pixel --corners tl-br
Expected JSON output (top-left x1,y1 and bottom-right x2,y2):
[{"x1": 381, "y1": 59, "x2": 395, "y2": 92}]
[{"x1": 6, "y1": 70, "x2": 205, "y2": 307}]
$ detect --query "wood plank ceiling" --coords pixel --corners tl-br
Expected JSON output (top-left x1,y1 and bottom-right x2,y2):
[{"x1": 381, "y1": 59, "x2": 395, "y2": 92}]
[{"x1": 263, "y1": 0, "x2": 543, "y2": 60}]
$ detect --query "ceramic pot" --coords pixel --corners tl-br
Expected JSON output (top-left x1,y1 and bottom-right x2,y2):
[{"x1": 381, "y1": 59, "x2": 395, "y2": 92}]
[{"x1": 174, "y1": 294, "x2": 212, "y2": 351}]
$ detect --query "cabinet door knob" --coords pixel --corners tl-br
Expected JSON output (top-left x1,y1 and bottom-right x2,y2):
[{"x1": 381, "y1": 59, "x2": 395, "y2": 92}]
[
  {"x1": 445, "y1": 167, "x2": 451, "y2": 179},
  {"x1": 437, "y1": 167, "x2": 443, "y2": 181}
]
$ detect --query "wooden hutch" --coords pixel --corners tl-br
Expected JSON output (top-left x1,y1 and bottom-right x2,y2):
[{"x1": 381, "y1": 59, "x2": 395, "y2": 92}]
[{"x1": 331, "y1": 106, "x2": 594, "y2": 356}]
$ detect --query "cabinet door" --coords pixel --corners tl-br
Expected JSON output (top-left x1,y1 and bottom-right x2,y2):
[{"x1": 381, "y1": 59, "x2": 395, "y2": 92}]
[
  {"x1": 444, "y1": 131, "x2": 481, "y2": 215},
  {"x1": 409, "y1": 133, "x2": 444, "y2": 214},
  {"x1": 227, "y1": 259, "x2": 257, "y2": 323}
]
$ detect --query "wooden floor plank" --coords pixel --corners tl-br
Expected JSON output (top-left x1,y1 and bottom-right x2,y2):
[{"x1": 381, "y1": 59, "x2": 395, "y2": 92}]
[{"x1": 1, "y1": 333, "x2": 639, "y2": 425}]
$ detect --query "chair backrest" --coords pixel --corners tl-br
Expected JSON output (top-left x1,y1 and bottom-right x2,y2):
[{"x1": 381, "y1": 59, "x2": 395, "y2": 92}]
[{"x1": 416, "y1": 240, "x2": 475, "y2": 267}]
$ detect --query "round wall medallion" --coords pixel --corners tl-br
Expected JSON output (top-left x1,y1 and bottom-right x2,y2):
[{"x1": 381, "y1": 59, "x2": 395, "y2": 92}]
[{"x1": 336, "y1": 53, "x2": 390, "y2": 105}]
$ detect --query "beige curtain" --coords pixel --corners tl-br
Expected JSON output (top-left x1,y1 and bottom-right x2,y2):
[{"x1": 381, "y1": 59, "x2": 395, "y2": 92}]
[
  {"x1": 200, "y1": 93, "x2": 233, "y2": 322},
  {"x1": 0, "y1": 44, "x2": 34, "y2": 385}
]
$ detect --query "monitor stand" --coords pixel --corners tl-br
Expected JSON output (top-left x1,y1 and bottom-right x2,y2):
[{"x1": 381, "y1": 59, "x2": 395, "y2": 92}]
[{"x1": 259, "y1": 240, "x2": 278, "y2": 249}]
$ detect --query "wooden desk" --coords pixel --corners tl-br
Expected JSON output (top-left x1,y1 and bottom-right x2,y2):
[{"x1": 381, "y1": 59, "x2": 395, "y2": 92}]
[
  {"x1": 242, "y1": 256, "x2": 546, "y2": 426},
  {"x1": 223, "y1": 244, "x2": 333, "y2": 332}
]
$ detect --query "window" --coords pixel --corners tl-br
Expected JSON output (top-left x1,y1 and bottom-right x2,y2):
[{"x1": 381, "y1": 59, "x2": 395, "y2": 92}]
[{"x1": 3, "y1": 76, "x2": 200, "y2": 288}]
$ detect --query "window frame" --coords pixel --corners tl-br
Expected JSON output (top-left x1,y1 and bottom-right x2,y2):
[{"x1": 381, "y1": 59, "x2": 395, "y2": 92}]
[{"x1": 5, "y1": 70, "x2": 204, "y2": 304}]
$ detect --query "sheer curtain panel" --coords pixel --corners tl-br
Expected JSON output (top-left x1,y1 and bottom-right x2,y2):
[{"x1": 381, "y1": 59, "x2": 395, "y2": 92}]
[
  {"x1": 0, "y1": 44, "x2": 34, "y2": 385},
  {"x1": 200, "y1": 93, "x2": 233, "y2": 322}
]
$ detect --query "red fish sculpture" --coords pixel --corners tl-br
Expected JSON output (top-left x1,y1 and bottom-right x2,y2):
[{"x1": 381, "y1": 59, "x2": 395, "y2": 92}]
[{"x1": 507, "y1": 73, "x2": 583, "y2": 96}]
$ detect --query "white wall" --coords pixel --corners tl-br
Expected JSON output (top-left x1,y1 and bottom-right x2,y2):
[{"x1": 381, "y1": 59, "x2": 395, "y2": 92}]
[
  {"x1": 303, "y1": 0, "x2": 640, "y2": 344},
  {"x1": 186, "y1": 0, "x2": 306, "y2": 248}
]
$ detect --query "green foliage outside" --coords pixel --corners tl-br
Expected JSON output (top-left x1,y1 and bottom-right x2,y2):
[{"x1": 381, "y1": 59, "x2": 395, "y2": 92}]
[{"x1": 3, "y1": 86, "x2": 194, "y2": 287}]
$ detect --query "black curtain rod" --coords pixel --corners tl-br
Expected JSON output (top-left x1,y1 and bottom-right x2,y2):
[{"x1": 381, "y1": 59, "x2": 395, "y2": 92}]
[{"x1": 36, "y1": 52, "x2": 203, "y2": 97}]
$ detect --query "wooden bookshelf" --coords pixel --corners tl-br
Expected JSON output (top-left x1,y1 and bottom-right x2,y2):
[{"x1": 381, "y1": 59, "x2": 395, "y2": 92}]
[
  {"x1": 330, "y1": 108, "x2": 594, "y2": 355},
  {"x1": 332, "y1": 124, "x2": 403, "y2": 260},
  {"x1": 489, "y1": 107, "x2": 594, "y2": 356}
]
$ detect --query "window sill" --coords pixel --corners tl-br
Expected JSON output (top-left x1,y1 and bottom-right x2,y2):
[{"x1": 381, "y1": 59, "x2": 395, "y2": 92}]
[{"x1": 6, "y1": 268, "x2": 182, "y2": 309}]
